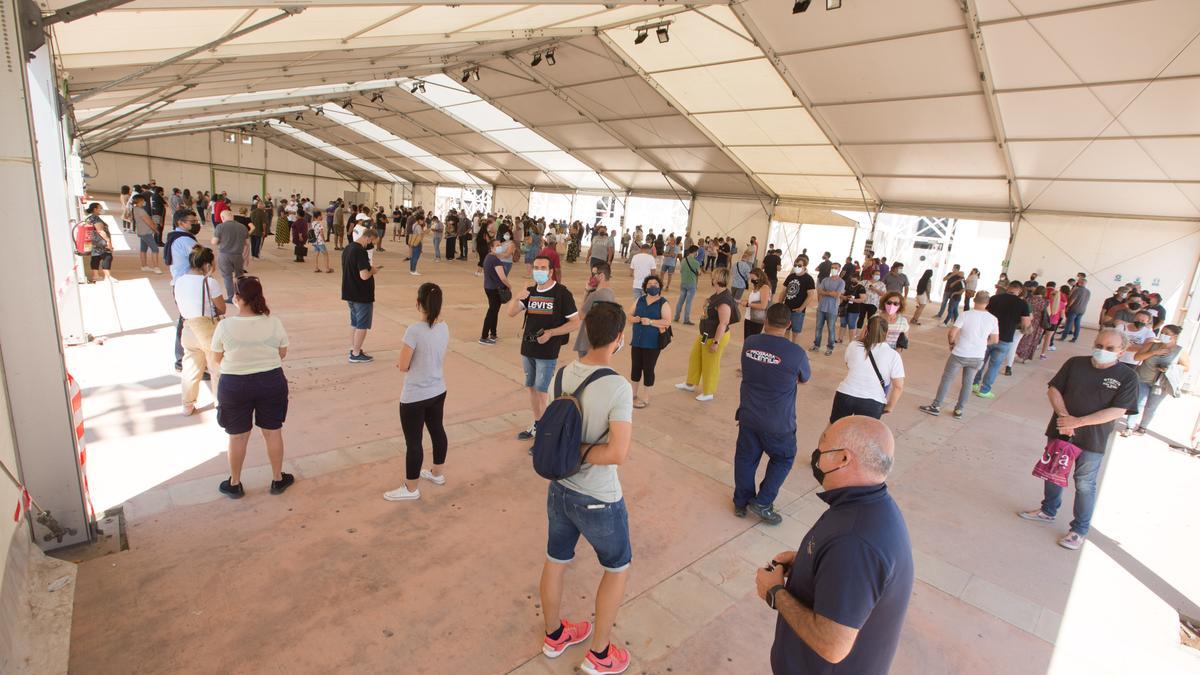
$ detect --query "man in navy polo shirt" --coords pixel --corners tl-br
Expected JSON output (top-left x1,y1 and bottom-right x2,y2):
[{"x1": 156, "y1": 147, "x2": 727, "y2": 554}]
[
  {"x1": 756, "y1": 416, "x2": 913, "y2": 674},
  {"x1": 734, "y1": 303, "x2": 811, "y2": 525}
]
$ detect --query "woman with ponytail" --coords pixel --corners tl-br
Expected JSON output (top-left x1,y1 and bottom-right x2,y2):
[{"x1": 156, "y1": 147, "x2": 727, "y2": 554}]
[
  {"x1": 174, "y1": 245, "x2": 226, "y2": 415},
  {"x1": 211, "y1": 276, "x2": 293, "y2": 498},
  {"x1": 385, "y1": 282, "x2": 450, "y2": 502}
]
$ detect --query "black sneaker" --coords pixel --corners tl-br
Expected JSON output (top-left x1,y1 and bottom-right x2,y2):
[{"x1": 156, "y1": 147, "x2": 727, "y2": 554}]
[
  {"x1": 747, "y1": 502, "x2": 783, "y2": 525},
  {"x1": 919, "y1": 404, "x2": 940, "y2": 416},
  {"x1": 953, "y1": 408, "x2": 964, "y2": 419},
  {"x1": 733, "y1": 504, "x2": 747, "y2": 518},
  {"x1": 349, "y1": 351, "x2": 374, "y2": 364},
  {"x1": 270, "y1": 472, "x2": 295, "y2": 495},
  {"x1": 202, "y1": 372, "x2": 212, "y2": 381},
  {"x1": 1004, "y1": 366, "x2": 1013, "y2": 376},
  {"x1": 517, "y1": 424, "x2": 536, "y2": 440},
  {"x1": 219, "y1": 478, "x2": 244, "y2": 499},
  {"x1": 174, "y1": 363, "x2": 183, "y2": 373}
]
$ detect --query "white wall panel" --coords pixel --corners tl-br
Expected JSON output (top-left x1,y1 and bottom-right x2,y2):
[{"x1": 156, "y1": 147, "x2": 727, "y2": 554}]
[
  {"x1": 316, "y1": 177, "x2": 356, "y2": 202},
  {"x1": 148, "y1": 158, "x2": 209, "y2": 195},
  {"x1": 148, "y1": 133, "x2": 209, "y2": 162},
  {"x1": 413, "y1": 183, "x2": 436, "y2": 211},
  {"x1": 1008, "y1": 213, "x2": 1200, "y2": 327},
  {"x1": 690, "y1": 196, "x2": 770, "y2": 249},
  {"x1": 494, "y1": 186, "x2": 530, "y2": 216},
  {"x1": 266, "y1": 171, "x2": 313, "y2": 201},
  {"x1": 89, "y1": 151, "x2": 151, "y2": 193}
]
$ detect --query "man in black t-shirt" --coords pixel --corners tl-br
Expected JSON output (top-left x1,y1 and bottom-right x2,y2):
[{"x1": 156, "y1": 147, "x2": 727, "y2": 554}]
[
  {"x1": 508, "y1": 256, "x2": 581, "y2": 440},
  {"x1": 815, "y1": 252, "x2": 832, "y2": 281},
  {"x1": 973, "y1": 281, "x2": 1031, "y2": 397},
  {"x1": 763, "y1": 248, "x2": 782, "y2": 295},
  {"x1": 341, "y1": 228, "x2": 381, "y2": 363},
  {"x1": 1019, "y1": 329, "x2": 1139, "y2": 550},
  {"x1": 775, "y1": 255, "x2": 816, "y2": 346}
]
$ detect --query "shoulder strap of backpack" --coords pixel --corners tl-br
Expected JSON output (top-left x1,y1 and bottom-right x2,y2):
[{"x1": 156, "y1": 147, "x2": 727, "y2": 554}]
[
  {"x1": 570, "y1": 367, "x2": 617, "y2": 398},
  {"x1": 553, "y1": 366, "x2": 567, "y2": 398}
]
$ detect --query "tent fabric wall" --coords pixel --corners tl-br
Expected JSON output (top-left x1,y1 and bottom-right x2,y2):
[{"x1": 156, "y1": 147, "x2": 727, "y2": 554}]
[
  {"x1": 494, "y1": 187, "x2": 530, "y2": 217},
  {"x1": 413, "y1": 184, "x2": 436, "y2": 212},
  {"x1": 1008, "y1": 213, "x2": 1200, "y2": 328},
  {"x1": 89, "y1": 130, "x2": 370, "y2": 205},
  {"x1": 690, "y1": 196, "x2": 771, "y2": 249}
]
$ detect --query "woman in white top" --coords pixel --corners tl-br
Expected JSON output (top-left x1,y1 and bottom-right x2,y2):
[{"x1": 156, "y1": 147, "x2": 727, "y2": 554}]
[
  {"x1": 831, "y1": 315, "x2": 905, "y2": 421},
  {"x1": 877, "y1": 291, "x2": 910, "y2": 351},
  {"x1": 963, "y1": 268, "x2": 980, "y2": 313},
  {"x1": 863, "y1": 273, "x2": 887, "y2": 324},
  {"x1": 385, "y1": 283, "x2": 450, "y2": 502},
  {"x1": 174, "y1": 246, "x2": 226, "y2": 416},
  {"x1": 211, "y1": 276, "x2": 292, "y2": 499}
]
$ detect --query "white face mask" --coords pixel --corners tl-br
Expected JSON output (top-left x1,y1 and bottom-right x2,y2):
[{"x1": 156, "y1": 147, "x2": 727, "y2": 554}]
[
  {"x1": 794, "y1": 266, "x2": 806, "y2": 275},
  {"x1": 1092, "y1": 349, "x2": 1119, "y2": 365}
]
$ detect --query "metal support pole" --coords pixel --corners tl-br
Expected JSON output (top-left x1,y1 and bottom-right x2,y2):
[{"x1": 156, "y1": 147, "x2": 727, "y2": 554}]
[
  {"x1": 42, "y1": 0, "x2": 135, "y2": 26},
  {"x1": 71, "y1": 7, "x2": 304, "y2": 104},
  {"x1": 79, "y1": 85, "x2": 193, "y2": 136}
]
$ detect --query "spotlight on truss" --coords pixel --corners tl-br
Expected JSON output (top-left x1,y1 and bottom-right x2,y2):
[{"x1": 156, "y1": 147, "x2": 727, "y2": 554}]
[
  {"x1": 472, "y1": 68, "x2": 480, "y2": 81},
  {"x1": 314, "y1": 107, "x2": 324, "y2": 117},
  {"x1": 827, "y1": 0, "x2": 842, "y2": 8},
  {"x1": 634, "y1": 30, "x2": 648, "y2": 45},
  {"x1": 545, "y1": 49, "x2": 556, "y2": 66},
  {"x1": 530, "y1": 51, "x2": 542, "y2": 67},
  {"x1": 295, "y1": 112, "x2": 303, "y2": 121},
  {"x1": 632, "y1": 20, "x2": 672, "y2": 45},
  {"x1": 793, "y1": 0, "x2": 812, "y2": 13},
  {"x1": 370, "y1": 92, "x2": 384, "y2": 103},
  {"x1": 656, "y1": 26, "x2": 669, "y2": 43}
]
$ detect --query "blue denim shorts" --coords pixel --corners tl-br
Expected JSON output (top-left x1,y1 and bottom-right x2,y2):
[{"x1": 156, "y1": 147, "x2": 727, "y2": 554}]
[
  {"x1": 522, "y1": 356, "x2": 557, "y2": 392},
  {"x1": 313, "y1": 243, "x2": 327, "y2": 253},
  {"x1": 139, "y1": 233, "x2": 159, "y2": 253},
  {"x1": 348, "y1": 301, "x2": 374, "y2": 329},
  {"x1": 789, "y1": 310, "x2": 806, "y2": 333},
  {"x1": 546, "y1": 482, "x2": 631, "y2": 572},
  {"x1": 841, "y1": 311, "x2": 859, "y2": 327}
]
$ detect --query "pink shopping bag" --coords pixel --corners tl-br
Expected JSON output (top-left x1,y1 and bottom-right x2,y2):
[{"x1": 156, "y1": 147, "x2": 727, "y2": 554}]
[{"x1": 1033, "y1": 437, "x2": 1083, "y2": 487}]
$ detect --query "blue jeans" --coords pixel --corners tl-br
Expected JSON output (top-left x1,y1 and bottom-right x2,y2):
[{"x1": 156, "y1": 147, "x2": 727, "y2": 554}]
[
  {"x1": 522, "y1": 356, "x2": 557, "y2": 393},
  {"x1": 632, "y1": 287, "x2": 644, "y2": 303},
  {"x1": 1061, "y1": 311, "x2": 1083, "y2": 341},
  {"x1": 733, "y1": 426, "x2": 797, "y2": 509},
  {"x1": 409, "y1": 244, "x2": 422, "y2": 271},
  {"x1": 935, "y1": 293, "x2": 951, "y2": 318},
  {"x1": 942, "y1": 295, "x2": 962, "y2": 324},
  {"x1": 1041, "y1": 449, "x2": 1105, "y2": 536},
  {"x1": 813, "y1": 309, "x2": 837, "y2": 349},
  {"x1": 675, "y1": 284, "x2": 697, "y2": 322},
  {"x1": 546, "y1": 481, "x2": 631, "y2": 573},
  {"x1": 432, "y1": 234, "x2": 442, "y2": 259},
  {"x1": 972, "y1": 340, "x2": 1014, "y2": 393},
  {"x1": 1126, "y1": 380, "x2": 1169, "y2": 430}
]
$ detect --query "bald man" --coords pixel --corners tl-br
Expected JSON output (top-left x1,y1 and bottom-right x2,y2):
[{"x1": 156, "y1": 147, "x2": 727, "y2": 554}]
[{"x1": 756, "y1": 416, "x2": 913, "y2": 674}]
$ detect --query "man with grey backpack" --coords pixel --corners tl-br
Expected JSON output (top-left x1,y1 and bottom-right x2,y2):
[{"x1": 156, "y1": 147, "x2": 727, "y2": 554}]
[{"x1": 534, "y1": 301, "x2": 634, "y2": 675}]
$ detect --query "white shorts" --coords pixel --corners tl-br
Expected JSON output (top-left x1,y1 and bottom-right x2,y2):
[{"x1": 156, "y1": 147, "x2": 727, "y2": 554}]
[{"x1": 917, "y1": 293, "x2": 929, "y2": 305}]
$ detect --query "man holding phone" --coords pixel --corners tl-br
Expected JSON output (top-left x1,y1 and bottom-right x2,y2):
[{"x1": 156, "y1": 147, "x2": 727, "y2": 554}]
[
  {"x1": 509, "y1": 256, "x2": 580, "y2": 441},
  {"x1": 755, "y1": 416, "x2": 912, "y2": 674},
  {"x1": 342, "y1": 227, "x2": 382, "y2": 363}
]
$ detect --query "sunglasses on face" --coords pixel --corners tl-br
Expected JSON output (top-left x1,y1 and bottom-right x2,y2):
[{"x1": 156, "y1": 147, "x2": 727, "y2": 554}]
[{"x1": 885, "y1": 301, "x2": 900, "y2": 307}]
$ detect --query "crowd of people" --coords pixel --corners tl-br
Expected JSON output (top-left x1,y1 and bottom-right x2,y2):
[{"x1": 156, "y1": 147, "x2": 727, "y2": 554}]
[{"x1": 98, "y1": 176, "x2": 1188, "y2": 674}]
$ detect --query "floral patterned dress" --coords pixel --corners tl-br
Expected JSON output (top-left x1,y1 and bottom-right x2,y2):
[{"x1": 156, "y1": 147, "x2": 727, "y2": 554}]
[{"x1": 1016, "y1": 295, "x2": 1047, "y2": 362}]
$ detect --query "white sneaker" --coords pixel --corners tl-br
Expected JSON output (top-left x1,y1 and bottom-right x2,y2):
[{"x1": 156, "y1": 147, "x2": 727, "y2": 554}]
[
  {"x1": 419, "y1": 469, "x2": 445, "y2": 485},
  {"x1": 675, "y1": 383, "x2": 695, "y2": 392},
  {"x1": 409, "y1": 271, "x2": 422, "y2": 276},
  {"x1": 383, "y1": 485, "x2": 420, "y2": 501},
  {"x1": 152, "y1": 267, "x2": 163, "y2": 274},
  {"x1": 140, "y1": 266, "x2": 151, "y2": 272},
  {"x1": 695, "y1": 394, "x2": 714, "y2": 402}
]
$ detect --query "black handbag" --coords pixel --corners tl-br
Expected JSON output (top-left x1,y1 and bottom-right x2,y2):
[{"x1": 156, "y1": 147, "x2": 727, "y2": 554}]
[
  {"x1": 896, "y1": 332, "x2": 909, "y2": 350},
  {"x1": 659, "y1": 326, "x2": 673, "y2": 350},
  {"x1": 497, "y1": 286, "x2": 512, "y2": 304}
]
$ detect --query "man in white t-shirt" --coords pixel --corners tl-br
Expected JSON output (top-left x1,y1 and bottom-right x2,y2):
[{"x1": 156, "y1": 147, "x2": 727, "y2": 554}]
[
  {"x1": 629, "y1": 243, "x2": 657, "y2": 302},
  {"x1": 921, "y1": 291, "x2": 999, "y2": 418}
]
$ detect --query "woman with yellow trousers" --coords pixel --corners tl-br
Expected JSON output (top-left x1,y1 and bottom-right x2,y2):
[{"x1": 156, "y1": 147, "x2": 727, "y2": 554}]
[{"x1": 676, "y1": 268, "x2": 737, "y2": 402}]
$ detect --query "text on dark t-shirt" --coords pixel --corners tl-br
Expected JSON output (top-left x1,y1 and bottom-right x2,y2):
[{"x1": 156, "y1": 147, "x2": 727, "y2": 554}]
[
  {"x1": 738, "y1": 334, "x2": 811, "y2": 432},
  {"x1": 783, "y1": 273, "x2": 815, "y2": 311},
  {"x1": 520, "y1": 282, "x2": 578, "y2": 360}
]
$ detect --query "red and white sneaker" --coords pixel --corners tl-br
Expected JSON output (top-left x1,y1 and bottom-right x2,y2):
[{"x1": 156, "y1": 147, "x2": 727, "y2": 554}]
[
  {"x1": 542, "y1": 619, "x2": 592, "y2": 658},
  {"x1": 581, "y1": 643, "x2": 631, "y2": 675}
]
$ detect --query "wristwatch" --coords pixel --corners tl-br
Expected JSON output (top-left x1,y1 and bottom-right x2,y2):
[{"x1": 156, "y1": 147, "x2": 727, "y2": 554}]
[{"x1": 766, "y1": 584, "x2": 787, "y2": 610}]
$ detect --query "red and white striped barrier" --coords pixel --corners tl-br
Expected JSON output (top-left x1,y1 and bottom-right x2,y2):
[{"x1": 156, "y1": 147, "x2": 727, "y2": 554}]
[{"x1": 68, "y1": 373, "x2": 96, "y2": 523}]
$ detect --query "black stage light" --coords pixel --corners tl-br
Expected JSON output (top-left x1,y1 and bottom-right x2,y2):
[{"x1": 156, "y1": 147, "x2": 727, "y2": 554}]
[
  {"x1": 656, "y1": 27, "x2": 669, "y2": 43},
  {"x1": 531, "y1": 51, "x2": 542, "y2": 67},
  {"x1": 794, "y1": 0, "x2": 812, "y2": 13},
  {"x1": 634, "y1": 30, "x2": 648, "y2": 45},
  {"x1": 545, "y1": 49, "x2": 556, "y2": 65},
  {"x1": 472, "y1": 68, "x2": 481, "y2": 81},
  {"x1": 461, "y1": 69, "x2": 471, "y2": 83},
  {"x1": 827, "y1": 0, "x2": 842, "y2": 9}
]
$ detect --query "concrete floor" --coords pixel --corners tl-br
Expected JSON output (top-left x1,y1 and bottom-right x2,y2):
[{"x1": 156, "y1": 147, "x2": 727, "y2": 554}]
[{"x1": 63, "y1": 227, "x2": 1200, "y2": 674}]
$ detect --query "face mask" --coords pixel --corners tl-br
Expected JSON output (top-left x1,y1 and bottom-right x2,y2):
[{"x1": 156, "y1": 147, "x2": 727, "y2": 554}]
[
  {"x1": 794, "y1": 266, "x2": 806, "y2": 275},
  {"x1": 1133, "y1": 321, "x2": 1145, "y2": 329},
  {"x1": 810, "y1": 449, "x2": 844, "y2": 485},
  {"x1": 189, "y1": 223, "x2": 201, "y2": 235},
  {"x1": 884, "y1": 304, "x2": 899, "y2": 315},
  {"x1": 830, "y1": 268, "x2": 840, "y2": 275},
  {"x1": 1092, "y1": 349, "x2": 1119, "y2": 365},
  {"x1": 646, "y1": 286, "x2": 661, "y2": 297},
  {"x1": 504, "y1": 233, "x2": 511, "y2": 241},
  {"x1": 587, "y1": 275, "x2": 599, "y2": 290},
  {"x1": 532, "y1": 270, "x2": 550, "y2": 284},
  {"x1": 613, "y1": 337, "x2": 625, "y2": 355},
  {"x1": 1128, "y1": 303, "x2": 1141, "y2": 310},
  {"x1": 873, "y1": 275, "x2": 881, "y2": 281}
]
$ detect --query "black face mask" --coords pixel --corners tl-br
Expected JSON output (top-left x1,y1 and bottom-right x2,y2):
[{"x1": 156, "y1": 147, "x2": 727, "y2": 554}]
[
  {"x1": 810, "y1": 448, "x2": 845, "y2": 485},
  {"x1": 1133, "y1": 321, "x2": 1146, "y2": 328},
  {"x1": 189, "y1": 223, "x2": 201, "y2": 235},
  {"x1": 1128, "y1": 303, "x2": 1141, "y2": 310}
]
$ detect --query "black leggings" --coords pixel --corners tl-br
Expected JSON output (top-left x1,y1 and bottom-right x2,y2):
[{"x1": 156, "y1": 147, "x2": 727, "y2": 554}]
[
  {"x1": 829, "y1": 390, "x2": 884, "y2": 423},
  {"x1": 482, "y1": 288, "x2": 502, "y2": 340},
  {"x1": 446, "y1": 235, "x2": 456, "y2": 260},
  {"x1": 399, "y1": 392, "x2": 448, "y2": 480},
  {"x1": 459, "y1": 234, "x2": 470, "y2": 258},
  {"x1": 744, "y1": 319, "x2": 763, "y2": 340},
  {"x1": 858, "y1": 303, "x2": 878, "y2": 328},
  {"x1": 630, "y1": 346, "x2": 661, "y2": 387}
]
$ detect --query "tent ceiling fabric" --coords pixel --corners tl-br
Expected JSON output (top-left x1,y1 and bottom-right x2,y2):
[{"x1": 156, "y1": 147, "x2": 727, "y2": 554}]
[{"x1": 51, "y1": 0, "x2": 1200, "y2": 219}]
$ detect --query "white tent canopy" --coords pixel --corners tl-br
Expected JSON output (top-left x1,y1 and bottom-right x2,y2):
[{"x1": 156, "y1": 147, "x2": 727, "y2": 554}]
[{"x1": 46, "y1": 0, "x2": 1200, "y2": 220}]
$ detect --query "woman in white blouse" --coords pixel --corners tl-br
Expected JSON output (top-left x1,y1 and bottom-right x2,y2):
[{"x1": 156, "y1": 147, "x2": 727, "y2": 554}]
[
  {"x1": 831, "y1": 315, "x2": 905, "y2": 421},
  {"x1": 174, "y1": 246, "x2": 226, "y2": 416},
  {"x1": 211, "y1": 276, "x2": 293, "y2": 498}
]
